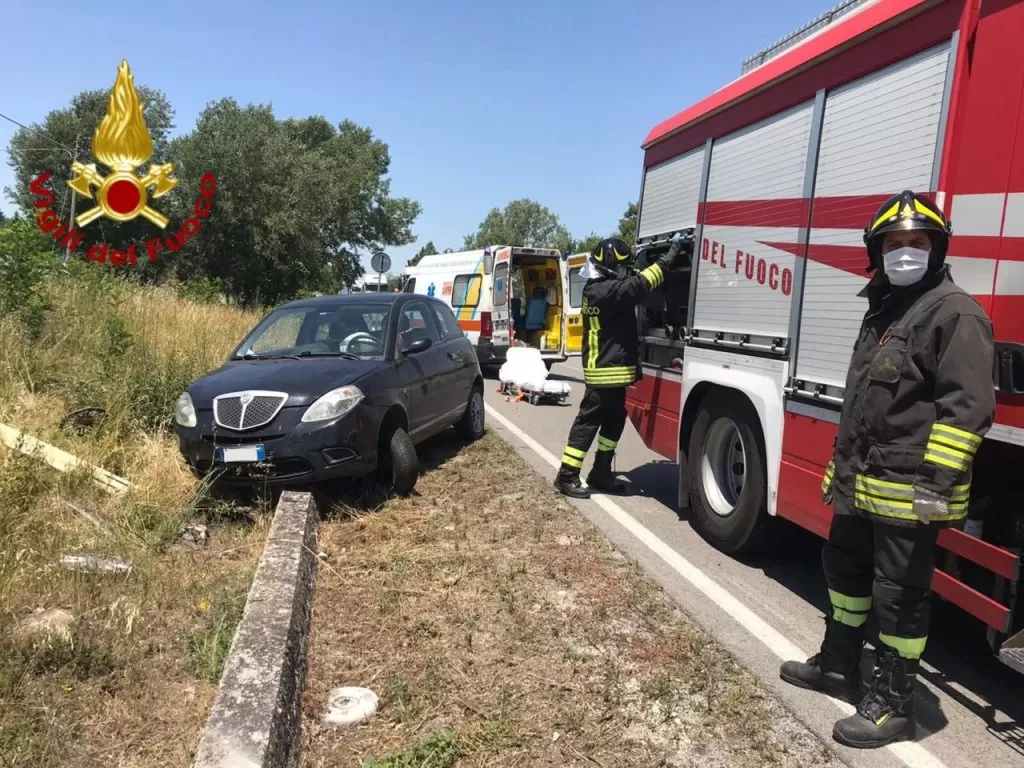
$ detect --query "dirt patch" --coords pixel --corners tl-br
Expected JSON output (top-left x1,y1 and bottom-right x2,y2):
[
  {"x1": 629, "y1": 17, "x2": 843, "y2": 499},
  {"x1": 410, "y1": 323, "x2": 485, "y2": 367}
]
[{"x1": 300, "y1": 431, "x2": 836, "y2": 767}]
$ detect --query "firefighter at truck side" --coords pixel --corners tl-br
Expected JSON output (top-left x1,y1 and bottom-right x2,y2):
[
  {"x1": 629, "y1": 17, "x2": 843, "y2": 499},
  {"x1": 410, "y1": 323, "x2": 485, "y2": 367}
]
[
  {"x1": 554, "y1": 231, "x2": 692, "y2": 499},
  {"x1": 779, "y1": 190, "x2": 996, "y2": 750}
]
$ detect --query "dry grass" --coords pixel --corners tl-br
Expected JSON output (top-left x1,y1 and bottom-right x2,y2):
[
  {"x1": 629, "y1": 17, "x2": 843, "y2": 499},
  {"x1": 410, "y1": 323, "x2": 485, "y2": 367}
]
[
  {"x1": 0, "y1": 273, "x2": 271, "y2": 767},
  {"x1": 300, "y1": 431, "x2": 837, "y2": 768}
]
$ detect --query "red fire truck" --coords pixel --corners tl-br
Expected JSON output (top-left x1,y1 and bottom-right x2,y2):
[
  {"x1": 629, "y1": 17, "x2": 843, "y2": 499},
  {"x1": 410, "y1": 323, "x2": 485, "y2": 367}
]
[{"x1": 626, "y1": 0, "x2": 1023, "y2": 672}]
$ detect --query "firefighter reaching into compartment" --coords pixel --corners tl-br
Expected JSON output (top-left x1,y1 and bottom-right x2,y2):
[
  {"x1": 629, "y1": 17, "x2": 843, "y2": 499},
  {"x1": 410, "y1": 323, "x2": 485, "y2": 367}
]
[
  {"x1": 779, "y1": 191, "x2": 997, "y2": 750},
  {"x1": 554, "y1": 231, "x2": 693, "y2": 499}
]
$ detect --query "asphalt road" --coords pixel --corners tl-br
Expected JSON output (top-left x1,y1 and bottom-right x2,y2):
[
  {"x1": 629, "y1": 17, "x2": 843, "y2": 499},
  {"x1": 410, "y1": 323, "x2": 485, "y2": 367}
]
[{"x1": 482, "y1": 356, "x2": 1024, "y2": 768}]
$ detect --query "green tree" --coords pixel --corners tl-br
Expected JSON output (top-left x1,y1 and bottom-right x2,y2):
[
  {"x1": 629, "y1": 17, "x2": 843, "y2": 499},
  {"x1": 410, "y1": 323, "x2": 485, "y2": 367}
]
[
  {"x1": 164, "y1": 100, "x2": 421, "y2": 306},
  {"x1": 407, "y1": 239, "x2": 437, "y2": 268},
  {"x1": 571, "y1": 232, "x2": 602, "y2": 254},
  {"x1": 464, "y1": 199, "x2": 572, "y2": 252},
  {"x1": 4, "y1": 83, "x2": 176, "y2": 263},
  {"x1": 0, "y1": 210, "x2": 7, "y2": 227},
  {"x1": 616, "y1": 201, "x2": 638, "y2": 246}
]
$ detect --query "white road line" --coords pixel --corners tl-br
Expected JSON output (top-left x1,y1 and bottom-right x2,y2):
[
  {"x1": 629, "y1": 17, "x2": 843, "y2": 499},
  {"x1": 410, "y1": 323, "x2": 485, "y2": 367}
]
[{"x1": 484, "y1": 403, "x2": 950, "y2": 768}]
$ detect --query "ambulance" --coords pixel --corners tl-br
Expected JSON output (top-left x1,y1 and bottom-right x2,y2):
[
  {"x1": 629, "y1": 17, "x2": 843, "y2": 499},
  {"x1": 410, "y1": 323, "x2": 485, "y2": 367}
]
[{"x1": 403, "y1": 246, "x2": 571, "y2": 370}]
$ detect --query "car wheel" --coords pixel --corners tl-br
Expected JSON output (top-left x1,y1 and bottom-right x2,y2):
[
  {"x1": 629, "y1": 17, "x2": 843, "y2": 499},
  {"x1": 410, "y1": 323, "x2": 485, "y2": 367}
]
[
  {"x1": 455, "y1": 386, "x2": 486, "y2": 441},
  {"x1": 382, "y1": 426, "x2": 418, "y2": 497},
  {"x1": 686, "y1": 390, "x2": 772, "y2": 556}
]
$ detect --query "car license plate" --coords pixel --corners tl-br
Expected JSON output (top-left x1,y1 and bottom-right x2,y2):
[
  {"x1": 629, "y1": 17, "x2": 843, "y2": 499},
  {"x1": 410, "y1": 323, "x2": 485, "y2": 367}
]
[{"x1": 215, "y1": 445, "x2": 266, "y2": 463}]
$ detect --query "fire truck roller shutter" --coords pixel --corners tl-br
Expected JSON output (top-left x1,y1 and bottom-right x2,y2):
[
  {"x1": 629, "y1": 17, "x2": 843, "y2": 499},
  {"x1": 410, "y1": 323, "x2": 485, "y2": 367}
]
[
  {"x1": 795, "y1": 42, "x2": 953, "y2": 390},
  {"x1": 638, "y1": 145, "x2": 705, "y2": 240},
  {"x1": 693, "y1": 100, "x2": 816, "y2": 340}
]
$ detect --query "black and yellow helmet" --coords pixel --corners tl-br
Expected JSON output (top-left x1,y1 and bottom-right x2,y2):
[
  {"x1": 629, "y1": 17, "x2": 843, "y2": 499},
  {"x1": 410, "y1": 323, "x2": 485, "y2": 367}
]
[
  {"x1": 863, "y1": 190, "x2": 952, "y2": 272},
  {"x1": 591, "y1": 237, "x2": 634, "y2": 278}
]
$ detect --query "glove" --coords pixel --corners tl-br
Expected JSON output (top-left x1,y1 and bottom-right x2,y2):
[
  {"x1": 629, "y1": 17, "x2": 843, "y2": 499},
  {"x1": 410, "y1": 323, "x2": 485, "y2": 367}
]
[{"x1": 671, "y1": 231, "x2": 684, "y2": 243}]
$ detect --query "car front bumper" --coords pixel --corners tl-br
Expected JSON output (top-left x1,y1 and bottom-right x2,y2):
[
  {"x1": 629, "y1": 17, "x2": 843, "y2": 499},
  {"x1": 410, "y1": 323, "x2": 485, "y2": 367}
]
[{"x1": 174, "y1": 404, "x2": 383, "y2": 487}]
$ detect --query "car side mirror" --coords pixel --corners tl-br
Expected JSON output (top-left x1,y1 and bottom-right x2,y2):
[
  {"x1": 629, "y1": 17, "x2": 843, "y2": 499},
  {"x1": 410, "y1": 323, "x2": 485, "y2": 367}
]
[{"x1": 403, "y1": 337, "x2": 432, "y2": 355}]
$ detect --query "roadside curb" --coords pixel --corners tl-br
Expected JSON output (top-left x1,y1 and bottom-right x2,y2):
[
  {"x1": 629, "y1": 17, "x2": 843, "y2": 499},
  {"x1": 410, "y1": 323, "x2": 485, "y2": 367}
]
[{"x1": 192, "y1": 490, "x2": 319, "y2": 768}]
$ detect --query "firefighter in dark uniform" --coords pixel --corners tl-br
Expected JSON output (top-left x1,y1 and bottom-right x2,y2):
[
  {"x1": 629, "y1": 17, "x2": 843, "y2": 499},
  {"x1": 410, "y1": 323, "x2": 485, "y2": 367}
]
[
  {"x1": 779, "y1": 190, "x2": 996, "y2": 749},
  {"x1": 554, "y1": 232, "x2": 692, "y2": 499}
]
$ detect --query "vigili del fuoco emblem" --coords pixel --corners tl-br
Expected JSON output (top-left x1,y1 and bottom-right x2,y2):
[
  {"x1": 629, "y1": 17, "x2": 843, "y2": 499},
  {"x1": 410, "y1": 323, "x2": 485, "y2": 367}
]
[{"x1": 68, "y1": 59, "x2": 178, "y2": 228}]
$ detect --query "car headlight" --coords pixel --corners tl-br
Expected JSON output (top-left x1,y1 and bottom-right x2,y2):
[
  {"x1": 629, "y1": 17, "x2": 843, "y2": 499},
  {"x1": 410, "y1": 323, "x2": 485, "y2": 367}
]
[
  {"x1": 301, "y1": 385, "x2": 364, "y2": 423},
  {"x1": 175, "y1": 392, "x2": 197, "y2": 428}
]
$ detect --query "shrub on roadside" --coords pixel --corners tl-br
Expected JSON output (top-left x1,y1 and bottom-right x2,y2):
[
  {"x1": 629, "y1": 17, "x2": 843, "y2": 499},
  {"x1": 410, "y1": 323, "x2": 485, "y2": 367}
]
[{"x1": 0, "y1": 220, "x2": 58, "y2": 341}]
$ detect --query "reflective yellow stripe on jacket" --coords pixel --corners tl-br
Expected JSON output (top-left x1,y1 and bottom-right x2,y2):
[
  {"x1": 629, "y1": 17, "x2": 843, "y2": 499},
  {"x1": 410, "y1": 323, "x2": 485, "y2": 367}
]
[
  {"x1": 853, "y1": 475, "x2": 971, "y2": 522},
  {"x1": 640, "y1": 263, "x2": 664, "y2": 290},
  {"x1": 923, "y1": 423, "x2": 982, "y2": 473},
  {"x1": 583, "y1": 365, "x2": 636, "y2": 386},
  {"x1": 821, "y1": 458, "x2": 835, "y2": 498}
]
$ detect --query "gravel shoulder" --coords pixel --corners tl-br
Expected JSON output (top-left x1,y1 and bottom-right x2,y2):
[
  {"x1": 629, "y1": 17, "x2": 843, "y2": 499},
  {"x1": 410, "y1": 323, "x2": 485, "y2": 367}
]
[{"x1": 300, "y1": 429, "x2": 837, "y2": 768}]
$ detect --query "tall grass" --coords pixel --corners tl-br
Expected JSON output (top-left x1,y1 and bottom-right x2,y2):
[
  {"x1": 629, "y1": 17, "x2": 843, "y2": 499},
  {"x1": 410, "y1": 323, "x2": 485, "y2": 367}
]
[
  {"x1": 0, "y1": 265, "x2": 272, "y2": 768},
  {"x1": 0, "y1": 268, "x2": 263, "y2": 471}
]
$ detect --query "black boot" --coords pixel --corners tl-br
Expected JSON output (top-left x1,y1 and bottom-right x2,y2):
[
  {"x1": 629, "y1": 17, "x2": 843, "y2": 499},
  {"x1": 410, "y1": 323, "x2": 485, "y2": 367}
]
[
  {"x1": 779, "y1": 616, "x2": 864, "y2": 704},
  {"x1": 554, "y1": 468, "x2": 590, "y2": 499},
  {"x1": 832, "y1": 644, "x2": 918, "y2": 749},
  {"x1": 585, "y1": 452, "x2": 628, "y2": 494}
]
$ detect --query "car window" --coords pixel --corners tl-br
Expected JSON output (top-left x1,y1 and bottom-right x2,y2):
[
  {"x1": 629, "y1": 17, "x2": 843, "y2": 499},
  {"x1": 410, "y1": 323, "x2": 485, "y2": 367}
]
[
  {"x1": 312, "y1": 309, "x2": 387, "y2": 341},
  {"x1": 429, "y1": 302, "x2": 464, "y2": 340},
  {"x1": 235, "y1": 303, "x2": 391, "y2": 359},
  {"x1": 400, "y1": 302, "x2": 441, "y2": 347},
  {"x1": 568, "y1": 266, "x2": 586, "y2": 308},
  {"x1": 493, "y1": 262, "x2": 508, "y2": 306},
  {"x1": 244, "y1": 310, "x2": 306, "y2": 354},
  {"x1": 452, "y1": 274, "x2": 482, "y2": 307}
]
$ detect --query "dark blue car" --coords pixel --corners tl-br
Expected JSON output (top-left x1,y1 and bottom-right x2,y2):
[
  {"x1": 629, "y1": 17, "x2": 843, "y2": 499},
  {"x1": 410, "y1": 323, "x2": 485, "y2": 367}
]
[{"x1": 173, "y1": 293, "x2": 485, "y2": 497}]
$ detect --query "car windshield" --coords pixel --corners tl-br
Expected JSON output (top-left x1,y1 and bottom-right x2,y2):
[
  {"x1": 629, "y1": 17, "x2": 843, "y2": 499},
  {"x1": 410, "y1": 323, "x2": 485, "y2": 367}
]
[{"x1": 233, "y1": 303, "x2": 391, "y2": 360}]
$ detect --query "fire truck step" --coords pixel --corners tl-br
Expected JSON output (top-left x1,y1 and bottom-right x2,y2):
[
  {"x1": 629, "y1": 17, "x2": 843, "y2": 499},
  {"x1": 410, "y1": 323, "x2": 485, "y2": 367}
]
[{"x1": 998, "y1": 628, "x2": 1024, "y2": 676}]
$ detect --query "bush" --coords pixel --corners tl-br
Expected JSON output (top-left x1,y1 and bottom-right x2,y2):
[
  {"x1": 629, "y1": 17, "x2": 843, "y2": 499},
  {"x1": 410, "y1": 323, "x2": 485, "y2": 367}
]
[
  {"x1": 0, "y1": 221, "x2": 58, "y2": 340},
  {"x1": 174, "y1": 277, "x2": 224, "y2": 305}
]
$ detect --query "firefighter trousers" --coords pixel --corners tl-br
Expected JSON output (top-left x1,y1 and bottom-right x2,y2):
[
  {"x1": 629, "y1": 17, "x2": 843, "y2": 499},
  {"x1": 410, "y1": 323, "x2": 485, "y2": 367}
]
[
  {"x1": 823, "y1": 513, "x2": 940, "y2": 661},
  {"x1": 559, "y1": 386, "x2": 627, "y2": 477}
]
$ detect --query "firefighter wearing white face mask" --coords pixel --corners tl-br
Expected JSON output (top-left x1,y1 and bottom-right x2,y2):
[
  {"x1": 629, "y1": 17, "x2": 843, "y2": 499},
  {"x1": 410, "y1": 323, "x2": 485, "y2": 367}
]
[{"x1": 780, "y1": 190, "x2": 996, "y2": 750}]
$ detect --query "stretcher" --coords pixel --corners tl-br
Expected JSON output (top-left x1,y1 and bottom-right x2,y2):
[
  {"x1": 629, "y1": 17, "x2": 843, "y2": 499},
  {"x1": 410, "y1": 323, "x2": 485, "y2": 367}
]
[{"x1": 498, "y1": 379, "x2": 571, "y2": 405}]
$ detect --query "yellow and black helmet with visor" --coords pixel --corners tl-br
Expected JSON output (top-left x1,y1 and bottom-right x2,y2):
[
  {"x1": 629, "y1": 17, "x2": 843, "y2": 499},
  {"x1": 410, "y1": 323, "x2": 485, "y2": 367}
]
[
  {"x1": 591, "y1": 237, "x2": 633, "y2": 278},
  {"x1": 863, "y1": 190, "x2": 952, "y2": 272}
]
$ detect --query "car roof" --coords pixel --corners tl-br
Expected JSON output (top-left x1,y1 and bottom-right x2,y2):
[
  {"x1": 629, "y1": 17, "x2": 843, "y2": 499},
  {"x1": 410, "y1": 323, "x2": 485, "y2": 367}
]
[{"x1": 275, "y1": 293, "x2": 448, "y2": 312}]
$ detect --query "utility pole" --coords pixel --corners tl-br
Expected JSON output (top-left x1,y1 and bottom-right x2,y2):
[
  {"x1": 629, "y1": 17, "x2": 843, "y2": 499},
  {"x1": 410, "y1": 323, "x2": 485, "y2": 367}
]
[{"x1": 65, "y1": 133, "x2": 79, "y2": 262}]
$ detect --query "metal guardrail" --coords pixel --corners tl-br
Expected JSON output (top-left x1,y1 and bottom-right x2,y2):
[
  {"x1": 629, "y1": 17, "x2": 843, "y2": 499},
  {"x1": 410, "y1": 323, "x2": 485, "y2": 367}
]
[{"x1": 740, "y1": 0, "x2": 875, "y2": 74}]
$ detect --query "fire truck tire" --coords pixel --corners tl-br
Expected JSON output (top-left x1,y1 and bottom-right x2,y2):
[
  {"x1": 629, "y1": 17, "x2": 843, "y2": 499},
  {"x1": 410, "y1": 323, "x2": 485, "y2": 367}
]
[{"x1": 686, "y1": 390, "x2": 771, "y2": 556}]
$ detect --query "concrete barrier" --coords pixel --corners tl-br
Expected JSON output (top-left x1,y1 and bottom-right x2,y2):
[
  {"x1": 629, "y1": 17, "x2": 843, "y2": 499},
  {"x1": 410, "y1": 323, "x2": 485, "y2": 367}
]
[
  {"x1": 0, "y1": 423, "x2": 132, "y2": 494},
  {"x1": 192, "y1": 490, "x2": 319, "y2": 768}
]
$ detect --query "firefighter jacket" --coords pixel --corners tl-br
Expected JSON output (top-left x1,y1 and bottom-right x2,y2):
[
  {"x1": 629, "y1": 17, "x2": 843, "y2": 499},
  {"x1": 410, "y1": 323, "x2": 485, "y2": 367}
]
[
  {"x1": 580, "y1": 241, "x2": 683, "y2": 388},
  {"x1": 822, "y1": 265, "x2": 996, "y2": 526}
]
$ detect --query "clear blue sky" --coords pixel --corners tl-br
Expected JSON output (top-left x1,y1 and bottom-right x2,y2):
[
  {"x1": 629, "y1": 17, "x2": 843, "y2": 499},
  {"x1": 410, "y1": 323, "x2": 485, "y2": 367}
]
[{"x1": 1, "y1": 0, "x2": 833, "y2": 275}]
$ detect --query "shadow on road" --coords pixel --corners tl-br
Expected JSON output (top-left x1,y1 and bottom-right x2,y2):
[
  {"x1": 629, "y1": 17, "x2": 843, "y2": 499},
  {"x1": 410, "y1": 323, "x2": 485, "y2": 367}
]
[
  {"x1": 619, "y1": 459, "x2": 683, "y2": 512},
  {"x1": 309, "y1": 428, "x2": 477, "y2": 515},
  {"x1": 917, "y1": 600, "x2": 1024, "y2": 755},
  {"x1": 747, "y1": 524, "x2": 1023, "y2": 749},
  {"x1": 616, "y1": 456, "x2": 1023, "y2": 752},
  {"x1": 548, "y1": 371, "x2": 585, "y2": 386}
]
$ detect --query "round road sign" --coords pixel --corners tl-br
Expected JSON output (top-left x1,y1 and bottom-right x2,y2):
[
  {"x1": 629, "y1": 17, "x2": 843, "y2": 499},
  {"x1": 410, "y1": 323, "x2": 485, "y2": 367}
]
[{"x1": 371, "y1": 251, "x2": 391, "y2": 274}]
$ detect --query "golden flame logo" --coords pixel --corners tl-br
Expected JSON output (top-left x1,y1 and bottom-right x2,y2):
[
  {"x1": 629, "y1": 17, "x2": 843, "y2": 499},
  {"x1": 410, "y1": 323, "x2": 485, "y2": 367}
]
[
  {"x1": 68, "y1": 59, "x2": 178, "y2": 228},
  {"x1": 93, "y1": 60, "x2": 153, "y2": 171}
]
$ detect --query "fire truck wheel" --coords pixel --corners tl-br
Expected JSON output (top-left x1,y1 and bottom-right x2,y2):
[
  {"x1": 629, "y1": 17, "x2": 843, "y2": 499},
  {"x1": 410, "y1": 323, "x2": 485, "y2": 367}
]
[{"x1": 686, "y1": 390, "x2": 771, "y2": 556}]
